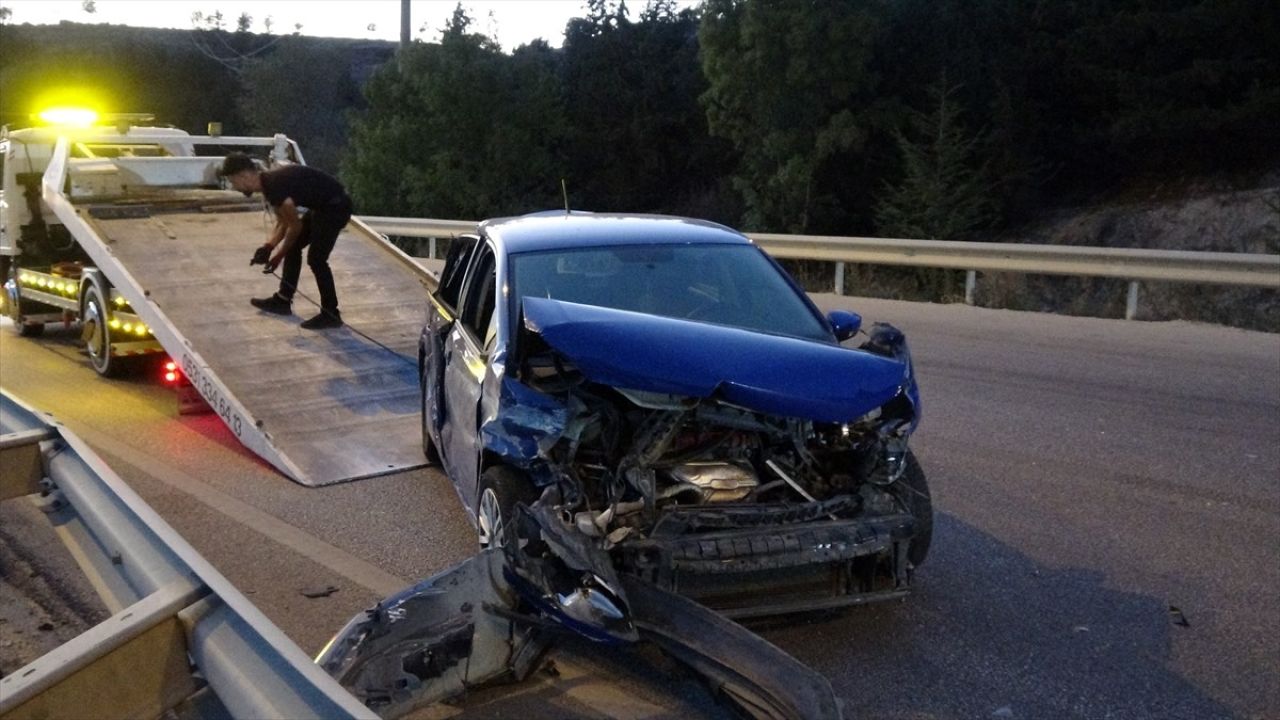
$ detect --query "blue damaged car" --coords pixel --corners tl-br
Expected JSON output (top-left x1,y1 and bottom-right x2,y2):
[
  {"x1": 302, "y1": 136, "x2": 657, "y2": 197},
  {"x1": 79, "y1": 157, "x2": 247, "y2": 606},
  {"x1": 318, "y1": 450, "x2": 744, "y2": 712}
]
[{"x1": 418, "y1": 211, "x2": 930, "y2": 618}]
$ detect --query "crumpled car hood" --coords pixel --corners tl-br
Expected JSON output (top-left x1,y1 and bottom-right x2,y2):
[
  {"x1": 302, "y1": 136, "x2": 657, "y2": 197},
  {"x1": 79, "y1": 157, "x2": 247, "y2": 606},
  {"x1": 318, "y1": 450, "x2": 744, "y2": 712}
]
[{"x1": 521, "y1": 297, "x2": 910, "y2": 423}]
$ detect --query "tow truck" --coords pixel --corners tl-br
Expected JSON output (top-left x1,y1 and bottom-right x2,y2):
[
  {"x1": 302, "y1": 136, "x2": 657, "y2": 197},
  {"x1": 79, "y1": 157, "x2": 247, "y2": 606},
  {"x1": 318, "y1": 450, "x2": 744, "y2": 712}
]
[{"x1": 1, "y1": 108, "x2": 434, "y2": 486}]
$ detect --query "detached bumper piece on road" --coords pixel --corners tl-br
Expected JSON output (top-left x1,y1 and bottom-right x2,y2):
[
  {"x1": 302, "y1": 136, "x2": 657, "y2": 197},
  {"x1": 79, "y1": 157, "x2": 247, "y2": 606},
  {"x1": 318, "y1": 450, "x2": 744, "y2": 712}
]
[
  {"x1": 319, "y1": 500, "x2": 845, "y2": 720},
  {"x1": 618, "y1": 501, "x2": 917, "y2": 618}
]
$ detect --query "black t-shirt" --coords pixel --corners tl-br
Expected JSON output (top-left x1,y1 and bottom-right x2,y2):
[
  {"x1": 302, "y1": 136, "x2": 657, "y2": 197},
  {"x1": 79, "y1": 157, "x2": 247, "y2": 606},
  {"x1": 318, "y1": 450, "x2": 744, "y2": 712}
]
[{"x1": 260, "y1": 164, "x2": 348, "y2": 211}]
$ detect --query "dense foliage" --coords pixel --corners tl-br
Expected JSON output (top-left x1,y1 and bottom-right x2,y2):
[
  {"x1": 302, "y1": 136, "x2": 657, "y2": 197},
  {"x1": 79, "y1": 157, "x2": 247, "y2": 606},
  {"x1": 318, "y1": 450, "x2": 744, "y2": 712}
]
[
  {"x1": 0, "y1": 23, "x2": 387, "y2": 173},
  {"x1": 342, "y1": 8, "x2": 567, "y2": 217},
  {"x1": 2, "y1": 0, "x2": 1276, "y2": 236}
]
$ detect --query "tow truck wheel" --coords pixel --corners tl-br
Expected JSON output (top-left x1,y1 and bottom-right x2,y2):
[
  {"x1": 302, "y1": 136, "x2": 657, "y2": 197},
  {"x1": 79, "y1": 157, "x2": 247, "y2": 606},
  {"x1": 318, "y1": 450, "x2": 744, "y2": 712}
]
[
  {"x1": 5, "y1": 264, "x2": 44, "y2": 337},
  {"x1": 477, "y1": 465, "x2": 536, "y2": 550},
  {"x1": 894, "y1": 450, "x2": 933, "y2": 568},
  {"x1": 82, "y1": 283, "x2": 121, "y2": 377}
]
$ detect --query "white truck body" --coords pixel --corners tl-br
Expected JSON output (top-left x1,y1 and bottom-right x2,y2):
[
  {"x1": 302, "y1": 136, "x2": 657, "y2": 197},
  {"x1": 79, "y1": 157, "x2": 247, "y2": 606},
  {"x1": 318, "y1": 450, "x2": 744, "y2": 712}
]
[{"x1": 2, "y1": 121, "x2": 433, "y2": 486}]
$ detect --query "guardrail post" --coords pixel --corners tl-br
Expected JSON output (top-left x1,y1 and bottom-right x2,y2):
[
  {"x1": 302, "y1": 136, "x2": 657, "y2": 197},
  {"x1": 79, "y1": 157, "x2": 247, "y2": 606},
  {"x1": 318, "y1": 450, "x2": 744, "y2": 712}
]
[
  {"x1": 965, "y1": 270, "x2": 976, "y2": 305},
  {"x1": 834, "y1": 262, "x2": 845, "y2": 295},
  {"x1": 1126, "y1": 280, "x2": 1140, "y2": 320},
  {"x1": 428, "y1": 237, "x2": 437, "y2": 259}
]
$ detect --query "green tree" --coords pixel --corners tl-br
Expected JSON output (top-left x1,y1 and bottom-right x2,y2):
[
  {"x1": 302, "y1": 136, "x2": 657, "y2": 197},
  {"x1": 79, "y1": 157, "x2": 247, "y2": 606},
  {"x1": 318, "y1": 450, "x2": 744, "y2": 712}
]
[
  {"x1": 699, "y1": 0, "x2": 881, "y2": 233},
  {"x1": 0, "y1": 24, "x2": 244, "y2": 132},
  {"x1": 238, "y1": 38, "x2": 358, "y2": 172},
  {"x1": 874, "y1": 82, "x2": 994, "y2": 241},
  {"x1": 342, "y1": 7, "x2": 566, "y2": 218},
  {"x1": 869, "y1": 0, "x2": 1280, "y2": 207},
  {"x1": 1056, "y1": 0, "x2": 1280, "y2": 176},
  {"x1": 560, "y1": 0, "x2": 732, "y2": 216},
  {"x1": 875, "y1": 81, "x2": 994, "y2": 299}
]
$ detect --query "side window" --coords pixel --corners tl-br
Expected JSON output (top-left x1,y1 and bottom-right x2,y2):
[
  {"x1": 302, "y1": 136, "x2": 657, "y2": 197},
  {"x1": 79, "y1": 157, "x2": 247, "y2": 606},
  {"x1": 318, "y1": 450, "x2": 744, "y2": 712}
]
[
  {"x1": 459, "y1": 244, "x2": 497, "y2": 344},
  {"x1": 438, "y1": 234, "x2": 479, "y2": 310}
]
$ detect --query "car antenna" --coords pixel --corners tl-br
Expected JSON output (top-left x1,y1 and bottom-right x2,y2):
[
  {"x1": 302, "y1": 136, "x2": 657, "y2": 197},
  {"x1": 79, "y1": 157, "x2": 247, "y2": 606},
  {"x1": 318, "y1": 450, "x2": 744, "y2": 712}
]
[{"x1": 561, "y1": 178, "x2": 570, "y2": 215}]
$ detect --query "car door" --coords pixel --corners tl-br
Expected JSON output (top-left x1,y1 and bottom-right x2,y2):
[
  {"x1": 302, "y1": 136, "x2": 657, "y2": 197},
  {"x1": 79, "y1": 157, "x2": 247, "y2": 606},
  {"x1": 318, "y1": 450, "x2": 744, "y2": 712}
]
[
  {"x1": 439, "y1": 240, "x2": 497, "y2": 513},
  {"x1": 423, "y1": 235, "x2": 478, "y2": 451}
]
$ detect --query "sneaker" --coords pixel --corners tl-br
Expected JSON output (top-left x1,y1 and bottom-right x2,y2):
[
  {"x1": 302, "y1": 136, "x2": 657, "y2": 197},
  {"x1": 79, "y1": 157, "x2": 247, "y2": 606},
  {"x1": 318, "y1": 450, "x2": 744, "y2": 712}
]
[
  {"x1": 250, "y1": 294, "x2": 292, "y2": 315},
  {"x1": 300, "y1": 310, "x2": 343, "y2": 330}
]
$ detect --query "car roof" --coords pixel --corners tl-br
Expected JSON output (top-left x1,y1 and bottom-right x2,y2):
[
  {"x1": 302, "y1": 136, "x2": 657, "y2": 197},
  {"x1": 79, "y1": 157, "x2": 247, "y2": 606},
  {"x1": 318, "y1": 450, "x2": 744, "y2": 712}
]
[{"x1": 480, "y1": 211, "x2": 752, "y2": 255}]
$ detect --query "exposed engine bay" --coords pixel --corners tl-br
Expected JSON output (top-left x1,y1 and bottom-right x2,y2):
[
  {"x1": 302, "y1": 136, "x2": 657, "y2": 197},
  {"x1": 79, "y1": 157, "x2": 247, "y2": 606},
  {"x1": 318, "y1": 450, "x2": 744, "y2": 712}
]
[{"x1": 492, "y1": 319, "x2": 931, "y2": 617}]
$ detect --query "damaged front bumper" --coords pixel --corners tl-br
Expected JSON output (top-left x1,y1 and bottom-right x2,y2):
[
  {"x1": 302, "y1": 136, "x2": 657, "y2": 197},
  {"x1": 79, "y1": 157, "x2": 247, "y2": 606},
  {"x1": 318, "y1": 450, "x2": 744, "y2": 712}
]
[
  {"x1": 316, "y1": 549, "x2": 549, "y2": 717},
  {"x1": 318, "y1": 505, "x2": 846, "y2": 720},
  {"x1": 618, "y1": 498, "x2": 917, "y2": 618}
]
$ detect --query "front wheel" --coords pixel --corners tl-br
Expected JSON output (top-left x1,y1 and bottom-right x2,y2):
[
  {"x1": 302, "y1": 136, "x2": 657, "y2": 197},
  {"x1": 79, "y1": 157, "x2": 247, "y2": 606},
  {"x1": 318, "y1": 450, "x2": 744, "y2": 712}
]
[
  {"x1": 419, "y1": 375, "x2": 440, "y2": 465},
  {"x1": 893, "y1": 450, "x2": 933, "y2": 568},
  {"x1": 5, "y1": 263, "x2": 45, "y2": 337},
  {"x1": 476, "y1": 465, "x2": 536, "y2": 550}
]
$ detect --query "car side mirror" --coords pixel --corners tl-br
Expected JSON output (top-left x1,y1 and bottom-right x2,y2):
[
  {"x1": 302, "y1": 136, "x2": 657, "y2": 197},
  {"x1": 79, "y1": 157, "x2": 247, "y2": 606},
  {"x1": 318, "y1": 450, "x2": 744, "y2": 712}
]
[{"x1": 827, "y1": 310, "x2": 862, "y2": 341}]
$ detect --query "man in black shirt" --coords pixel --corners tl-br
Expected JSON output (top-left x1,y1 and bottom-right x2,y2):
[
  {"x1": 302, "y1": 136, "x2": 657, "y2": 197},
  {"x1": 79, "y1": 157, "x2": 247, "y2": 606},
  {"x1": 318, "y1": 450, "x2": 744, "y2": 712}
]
[{"x1": 218, "y1": 152, "x2": 352, "y2": 329}]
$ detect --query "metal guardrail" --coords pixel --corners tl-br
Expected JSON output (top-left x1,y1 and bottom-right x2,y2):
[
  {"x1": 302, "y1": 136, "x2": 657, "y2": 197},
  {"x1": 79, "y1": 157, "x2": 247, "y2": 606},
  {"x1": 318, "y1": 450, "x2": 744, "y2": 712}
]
[
  {"x1": 360, "y1": 215, "x2": 1280, "y2": 320},
  {"x1": 752, "y1": 233, "x2": 1280, "y2": 288},
  {"x1": 0, "y1": 390, "x2": 375, "y2": 720},
  {"x1": 360, "y1": 217, "x2": 477, "y2": 239}
]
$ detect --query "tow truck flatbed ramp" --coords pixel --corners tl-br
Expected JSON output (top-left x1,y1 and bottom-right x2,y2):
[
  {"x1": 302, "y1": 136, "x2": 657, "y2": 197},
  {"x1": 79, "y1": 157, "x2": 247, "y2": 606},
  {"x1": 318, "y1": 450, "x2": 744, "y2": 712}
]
[{"x1": 79, "y1": 192, "x2": 429, "y2": 486}]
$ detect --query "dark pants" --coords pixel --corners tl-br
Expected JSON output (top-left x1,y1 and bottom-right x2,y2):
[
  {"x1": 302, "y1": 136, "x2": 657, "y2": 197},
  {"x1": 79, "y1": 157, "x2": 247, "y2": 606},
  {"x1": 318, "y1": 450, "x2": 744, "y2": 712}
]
[{"x1": 277, "y1": 202, "x2": 351, "y2": 313}]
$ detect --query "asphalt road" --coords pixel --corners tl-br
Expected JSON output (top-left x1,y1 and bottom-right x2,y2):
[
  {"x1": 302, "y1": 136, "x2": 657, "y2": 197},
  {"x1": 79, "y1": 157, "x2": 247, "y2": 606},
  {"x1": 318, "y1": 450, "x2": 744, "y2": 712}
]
[{"x1": 1, "y1": 295, "x2": 1277, "y2": 720}]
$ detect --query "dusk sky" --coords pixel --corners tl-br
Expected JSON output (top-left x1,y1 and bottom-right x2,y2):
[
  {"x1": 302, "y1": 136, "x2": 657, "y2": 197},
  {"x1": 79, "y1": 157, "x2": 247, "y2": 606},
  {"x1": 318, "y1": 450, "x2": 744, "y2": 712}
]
[{"x1": 0, "y1": 1, "x2": 696, "y2": 50}]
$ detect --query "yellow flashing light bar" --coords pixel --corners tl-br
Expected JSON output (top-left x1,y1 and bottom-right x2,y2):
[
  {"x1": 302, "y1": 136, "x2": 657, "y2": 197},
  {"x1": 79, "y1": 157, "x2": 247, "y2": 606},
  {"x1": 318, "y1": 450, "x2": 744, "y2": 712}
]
[
  {"x1": 37, "y1": 107, "x2": 100, "y2": 128},
  {"x1": 109, "y1": 318, "x2": 122, "y2": 330}
]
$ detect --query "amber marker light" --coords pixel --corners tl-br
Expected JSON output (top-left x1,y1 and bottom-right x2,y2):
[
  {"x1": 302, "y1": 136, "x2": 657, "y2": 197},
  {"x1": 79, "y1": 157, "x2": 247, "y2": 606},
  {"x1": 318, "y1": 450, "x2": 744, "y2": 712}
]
[{"x1": 37, "y1": 107, "x2": 99, "y2": 128}]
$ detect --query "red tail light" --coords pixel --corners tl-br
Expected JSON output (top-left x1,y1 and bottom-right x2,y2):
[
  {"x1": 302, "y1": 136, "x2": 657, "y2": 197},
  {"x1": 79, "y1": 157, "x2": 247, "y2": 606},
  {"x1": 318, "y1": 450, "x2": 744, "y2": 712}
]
[{"x1": 163, "y1": 360, "x2": 180, "y2": 384}]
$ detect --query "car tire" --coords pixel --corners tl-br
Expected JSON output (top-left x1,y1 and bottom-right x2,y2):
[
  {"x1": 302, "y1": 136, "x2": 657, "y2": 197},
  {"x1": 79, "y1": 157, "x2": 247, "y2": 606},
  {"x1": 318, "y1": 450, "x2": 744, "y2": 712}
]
[
  {"x1": 894, "y1": 450, "x2": 933, "y2": 568},
  {"x1": 477, "y1": 465, "x2": 537, "y2": 550},
  {"x1": 419, "y1": 377, "x2": 440, "y2": 465}
]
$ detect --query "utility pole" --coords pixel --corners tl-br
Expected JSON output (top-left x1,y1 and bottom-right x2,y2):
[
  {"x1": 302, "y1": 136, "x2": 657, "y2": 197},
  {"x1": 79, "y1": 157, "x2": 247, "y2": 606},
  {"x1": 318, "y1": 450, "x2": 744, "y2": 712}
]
[
  {"x1": 398, "y1": 0, "x2": 410, "y2": 73},
  {"x1": 401, "y1": 0, "x2": 410, "y2": 46}
]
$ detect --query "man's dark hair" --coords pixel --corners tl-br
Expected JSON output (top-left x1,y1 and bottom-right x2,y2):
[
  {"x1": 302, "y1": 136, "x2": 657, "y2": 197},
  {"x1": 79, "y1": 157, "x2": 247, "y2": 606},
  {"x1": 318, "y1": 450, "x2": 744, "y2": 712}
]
[{"x1": 218, "y1": 152, "x2": 258, "y2": 177}]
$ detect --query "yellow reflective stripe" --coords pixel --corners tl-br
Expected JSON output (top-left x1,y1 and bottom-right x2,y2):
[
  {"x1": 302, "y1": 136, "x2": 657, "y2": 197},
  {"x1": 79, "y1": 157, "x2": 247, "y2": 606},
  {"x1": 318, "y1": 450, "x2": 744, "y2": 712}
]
[
  {"x1": 464, "y1": 351, "x2": 485, "y2": 381},
  {"x1": 429, "y1": 293, "x2": 454, "y2": 322}
]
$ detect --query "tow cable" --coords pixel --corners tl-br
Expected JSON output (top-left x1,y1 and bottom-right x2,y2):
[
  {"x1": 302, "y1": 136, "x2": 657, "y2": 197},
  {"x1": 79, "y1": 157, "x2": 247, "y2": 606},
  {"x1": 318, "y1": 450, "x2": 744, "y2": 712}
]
[{"x1": 265, "y1": 268, "x2": 418, "y2": 368}]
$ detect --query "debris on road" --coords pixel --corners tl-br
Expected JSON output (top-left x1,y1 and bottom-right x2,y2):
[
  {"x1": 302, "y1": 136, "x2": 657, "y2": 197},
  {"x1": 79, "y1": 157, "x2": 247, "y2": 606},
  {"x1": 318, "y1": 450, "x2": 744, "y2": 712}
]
[{"x1": 319, "y1": 505, "x2": 845, "y2": 719}]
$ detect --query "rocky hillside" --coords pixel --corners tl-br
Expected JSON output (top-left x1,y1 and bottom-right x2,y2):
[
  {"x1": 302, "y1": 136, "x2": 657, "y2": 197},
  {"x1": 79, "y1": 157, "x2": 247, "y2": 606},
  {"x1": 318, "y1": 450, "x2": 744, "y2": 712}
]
[{"x1": 976, "y1": 182, "x2": 1280, "y2": 332}]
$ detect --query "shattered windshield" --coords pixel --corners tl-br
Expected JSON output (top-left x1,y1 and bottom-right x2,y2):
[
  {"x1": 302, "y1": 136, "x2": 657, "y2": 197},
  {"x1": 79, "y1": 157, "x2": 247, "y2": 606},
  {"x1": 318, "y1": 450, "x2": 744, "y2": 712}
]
[{"x1": 510, "y1": 243, "x2": 831, "y2": 341}]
